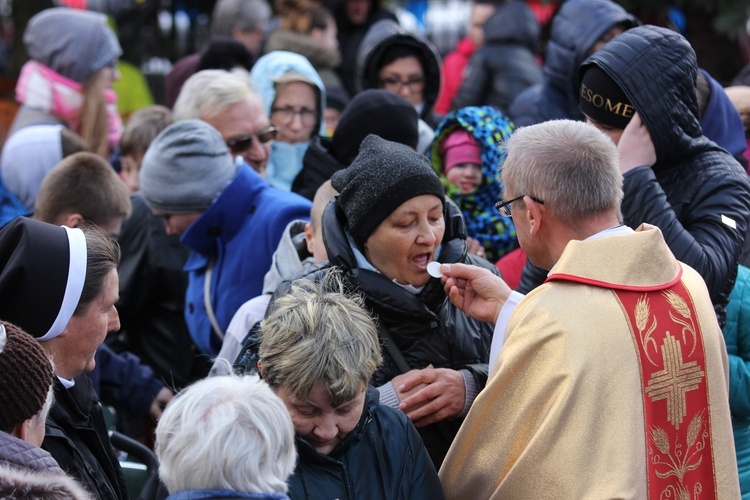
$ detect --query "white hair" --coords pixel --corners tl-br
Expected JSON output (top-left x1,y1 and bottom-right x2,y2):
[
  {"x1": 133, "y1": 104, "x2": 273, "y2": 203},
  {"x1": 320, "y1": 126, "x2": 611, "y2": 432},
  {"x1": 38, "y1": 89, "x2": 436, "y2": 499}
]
[
  {"x1": 155, "y1": 374, "x2": 297, "y2": 494},
  {"x1": 173, "y1": 69, "x2": 255, "y2": 121},
  {"x1": 30, "y1": 385, "x2": 55, "y2": 430}
]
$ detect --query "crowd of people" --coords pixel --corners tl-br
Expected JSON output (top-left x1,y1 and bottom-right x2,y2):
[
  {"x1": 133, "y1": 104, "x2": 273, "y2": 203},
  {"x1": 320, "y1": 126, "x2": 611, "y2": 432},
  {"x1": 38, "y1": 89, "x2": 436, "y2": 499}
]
[{"x1": 1, "y1": 0, "x2": 750, "y2": 499}]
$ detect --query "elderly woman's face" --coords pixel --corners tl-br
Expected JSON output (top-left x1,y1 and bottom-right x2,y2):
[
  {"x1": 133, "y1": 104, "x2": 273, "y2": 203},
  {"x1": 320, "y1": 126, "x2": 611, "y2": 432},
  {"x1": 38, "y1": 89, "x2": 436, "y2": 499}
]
[
  {"x1": 271, "y1": 81, "x2": 318, "y2": 144},
  {"x1": 365, "y1": 194, "x2": 445, "y2": 287},
  {"x1": 276, "y1": 380, "x2": 365, "y2": 455}
]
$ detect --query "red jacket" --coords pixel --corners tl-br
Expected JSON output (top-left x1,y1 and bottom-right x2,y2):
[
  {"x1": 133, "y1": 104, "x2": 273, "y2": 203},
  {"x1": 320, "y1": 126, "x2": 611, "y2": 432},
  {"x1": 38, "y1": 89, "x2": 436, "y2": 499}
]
[{"x1": 434, "y1": 36, "x2": 475, "y2": 114}]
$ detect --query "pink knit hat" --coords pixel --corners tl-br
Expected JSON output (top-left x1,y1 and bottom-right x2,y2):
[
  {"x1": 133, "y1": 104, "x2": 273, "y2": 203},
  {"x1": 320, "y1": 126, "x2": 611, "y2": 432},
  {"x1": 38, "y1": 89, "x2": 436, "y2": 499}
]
[{"x1": 440, "y1": 130, "x2": 481, "y2": 172}]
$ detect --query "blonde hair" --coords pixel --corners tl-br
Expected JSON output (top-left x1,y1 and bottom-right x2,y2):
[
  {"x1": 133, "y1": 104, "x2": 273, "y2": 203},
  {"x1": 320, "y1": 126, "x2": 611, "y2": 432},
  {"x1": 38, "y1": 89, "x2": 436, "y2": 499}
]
[
  {"x1": 259, "y1": 273, "x2": 382, "y2": 407},
  {"x1": 78, "y1": 68, "x2": 110, "y2": 158}
]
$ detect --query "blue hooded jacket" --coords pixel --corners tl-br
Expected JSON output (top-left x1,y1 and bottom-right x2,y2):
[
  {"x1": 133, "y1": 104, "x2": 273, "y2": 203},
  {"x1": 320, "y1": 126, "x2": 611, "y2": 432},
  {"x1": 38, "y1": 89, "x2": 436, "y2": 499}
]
[
  {"x1": 250, "y1": 51, "x2": 326, "y2": 191},
  {"x1": 508, "y1": 0, "x2": 638, "y2": 127},
  {"x1": 181, "y1": 162, "x2": 312, "y2": 356}
]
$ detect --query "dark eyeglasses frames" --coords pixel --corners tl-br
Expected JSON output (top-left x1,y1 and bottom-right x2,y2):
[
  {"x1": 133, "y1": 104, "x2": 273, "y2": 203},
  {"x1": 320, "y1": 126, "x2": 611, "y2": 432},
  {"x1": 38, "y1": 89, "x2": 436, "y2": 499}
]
[
  {"x1": 226, "y1": 126, "x2": 278, "y2": 155},
  {"x1": 495, "y1": 195, "x2": 544, "y2": 217},
  {"x1": 271, "y1": 107, "x2": 317, "y2": 127}
]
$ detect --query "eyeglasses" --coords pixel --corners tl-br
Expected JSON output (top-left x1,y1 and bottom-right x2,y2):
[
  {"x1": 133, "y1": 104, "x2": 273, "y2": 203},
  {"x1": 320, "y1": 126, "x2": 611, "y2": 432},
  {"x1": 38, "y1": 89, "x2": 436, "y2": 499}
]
[
  {"x1": 271, "y1": 107, "x2": 317, "y2": 127},
  {"x1": 495, "y1": 195, "x2": 544, "y2": 217},
  {"x1": 225, "y1": 126, "x2": 277, "y2": 155},
  {"x1": 379, "y1": 76, "x2": 426, "y2": 94}
]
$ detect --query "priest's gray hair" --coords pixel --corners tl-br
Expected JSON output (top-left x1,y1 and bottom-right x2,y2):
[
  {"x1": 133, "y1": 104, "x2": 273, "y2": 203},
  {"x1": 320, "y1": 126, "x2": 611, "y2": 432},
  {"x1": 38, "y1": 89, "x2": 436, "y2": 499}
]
[
  {"x1": 155, "y1": 374, "x2": 296, "y2": 495},
  {"x1": 173, "y1": 70, "x2": 256, "y2": 122},
  {"x1": 501, "y1": 119, "x2": 623, "y2": 230},
  {"x1": 259, "y1": 272, "x2": 382, "y2": 408}
]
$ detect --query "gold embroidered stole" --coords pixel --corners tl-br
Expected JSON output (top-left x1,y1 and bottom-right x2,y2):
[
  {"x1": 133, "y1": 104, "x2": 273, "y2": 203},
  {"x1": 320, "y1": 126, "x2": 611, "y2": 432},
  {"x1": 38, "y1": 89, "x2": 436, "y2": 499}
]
[{"x1": 614, "y1": 280, "x2": 717, "y2": 500}]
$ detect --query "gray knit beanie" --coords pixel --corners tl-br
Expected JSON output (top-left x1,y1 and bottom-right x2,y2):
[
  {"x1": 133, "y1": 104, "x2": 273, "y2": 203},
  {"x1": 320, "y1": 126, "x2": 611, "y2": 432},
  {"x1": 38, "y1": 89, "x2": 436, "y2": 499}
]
[
  {"x1": 331, "y1": 134, "x2": 445, "y2": 249},
  {"x1": 25, "y1": 8, "x2": 122, "y2": 84},
  {"x1": 140, "y1": 119, "x2": 239, "y2": 214}
]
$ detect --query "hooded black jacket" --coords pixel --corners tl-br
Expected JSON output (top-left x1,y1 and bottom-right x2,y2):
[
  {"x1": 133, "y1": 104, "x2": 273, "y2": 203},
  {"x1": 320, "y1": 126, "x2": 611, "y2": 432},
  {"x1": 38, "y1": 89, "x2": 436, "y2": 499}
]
[
  {"x1": 292, "y1": 136, "x2": 345, "y2": 201},
  {"x1": 452, "y1": 0, "x2": 542, "y2": 113},
  {"x1": 287, "y1": 387, "x2": 444, "y2": 499},
  {"x1": 271, "y1": 197, "x2": 496, "y2": 468},
  {"x1": 508, "y1": 0, "x2": 638, "y2": 127},
  {"x1": 520, "y1": 26, "x2": 750, "y2": 328},
  {"x1": 328, "y1": 0, "x2": 397, "y2": 97},
  {"x1": 356, "y1": 19, "x2": 442, "y2": 128}
]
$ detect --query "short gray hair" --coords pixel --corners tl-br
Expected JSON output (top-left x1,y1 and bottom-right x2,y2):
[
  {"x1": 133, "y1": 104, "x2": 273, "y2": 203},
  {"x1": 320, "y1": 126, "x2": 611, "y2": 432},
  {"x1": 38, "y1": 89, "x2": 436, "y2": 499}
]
[
  {"x1": 211, "y1": 0, "x2": 271, "y2": 37},
  {"x1": 260, "y1": 273, "x2": 382, "y2": 407},
  {"x1": 155, "y1": 374, "x2": 296, "y2": 494},
  {"x1": 501, "y1": 120, "x2": 622, "y2": 230},
  {"x1": 173, "y1": 69, "x2": 254, "y2": 121}
]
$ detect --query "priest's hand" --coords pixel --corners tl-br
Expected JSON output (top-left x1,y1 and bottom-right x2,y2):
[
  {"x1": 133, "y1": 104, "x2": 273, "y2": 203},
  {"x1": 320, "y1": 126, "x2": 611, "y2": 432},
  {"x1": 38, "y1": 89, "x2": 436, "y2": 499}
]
[
  {"x1": 396, "y1": 366, "x2": 465, "y2": 427},
  {"x1": 618, "y1": 112, "x2": 656, "y2": 173},
  {"x1": 441, "y1": 262, "x2": 510, "y2": 324}
]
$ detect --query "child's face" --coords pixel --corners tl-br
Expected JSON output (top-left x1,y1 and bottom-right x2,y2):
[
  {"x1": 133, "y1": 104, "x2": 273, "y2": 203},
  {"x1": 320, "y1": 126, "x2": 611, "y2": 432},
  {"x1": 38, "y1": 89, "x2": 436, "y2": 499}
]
[
  {"x1": 446, "y1": 162, "x2": 482, "y2": 194},
  {"x1": 120, "y1": 154, "x2": 142, "y2": 193}
]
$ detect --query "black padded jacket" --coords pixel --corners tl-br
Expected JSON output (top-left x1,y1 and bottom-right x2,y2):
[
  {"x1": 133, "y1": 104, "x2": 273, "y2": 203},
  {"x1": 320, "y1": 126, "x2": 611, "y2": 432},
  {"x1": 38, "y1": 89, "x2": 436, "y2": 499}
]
[
  {"x1": 519, "y1": 26, "x2": 750, "y2": 328},
  {"x1": 270, "y1": 197, "x2": 497, "y2": 468}
]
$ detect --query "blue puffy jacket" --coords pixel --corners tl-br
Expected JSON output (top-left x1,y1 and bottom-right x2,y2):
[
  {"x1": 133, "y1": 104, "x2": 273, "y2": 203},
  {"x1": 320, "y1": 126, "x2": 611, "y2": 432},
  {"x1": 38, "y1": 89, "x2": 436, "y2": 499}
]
[{"x1": 508, "y1": 0, "x2": 638, "y2": 127}]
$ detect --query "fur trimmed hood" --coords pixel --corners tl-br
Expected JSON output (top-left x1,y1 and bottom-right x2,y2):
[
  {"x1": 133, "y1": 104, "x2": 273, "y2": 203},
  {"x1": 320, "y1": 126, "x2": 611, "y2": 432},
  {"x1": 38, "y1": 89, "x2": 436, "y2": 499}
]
[{"x1": 0, "y1": 463, "x2": 92, "y2": 499}]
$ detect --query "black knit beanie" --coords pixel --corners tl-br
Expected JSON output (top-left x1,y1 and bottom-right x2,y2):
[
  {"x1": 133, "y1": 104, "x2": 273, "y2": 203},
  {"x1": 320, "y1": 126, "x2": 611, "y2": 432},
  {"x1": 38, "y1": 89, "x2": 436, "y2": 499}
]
[
  {"x1": 579, "y1": 65, "x2": 634, "y2": 129},
  {"x1": 0, "y1": 321, "x2": 54, "y2": 432},
  {"x1": 331, "y1": 134, "x2": 445, "y2": 249},
  {"x1": 331, "y1": 89, "x2": 419, "y2": 165}
]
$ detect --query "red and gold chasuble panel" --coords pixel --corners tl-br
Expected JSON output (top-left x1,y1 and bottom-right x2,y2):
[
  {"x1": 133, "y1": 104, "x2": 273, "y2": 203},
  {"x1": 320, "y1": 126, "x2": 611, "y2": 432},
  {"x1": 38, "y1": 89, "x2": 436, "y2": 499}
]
[{"x1": 615, "y1": 281, "x2": 717, "y2": 500}]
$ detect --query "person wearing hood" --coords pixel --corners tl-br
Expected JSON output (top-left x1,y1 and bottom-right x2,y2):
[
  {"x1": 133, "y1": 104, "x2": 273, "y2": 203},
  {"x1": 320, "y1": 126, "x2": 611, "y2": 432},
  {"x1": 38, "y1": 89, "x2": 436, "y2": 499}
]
[
  {"x1": 9, "y1": 8, "x2": 123, "y2": 157},
  {"x1": 250, "y1": 51, "x2": 326, "y2": 192},
  {"x1": 696, "y1": 68, "x2": 748, "y2": 169},
  {"x1": 0, "y1": 320, "x2": 91, "y2": 500},
  {"x1": 575, "y1": 25, "x2": 750, "y2": 328},
  {"x1": 452, "y1": 0, "x2": 543, "y2": 114},
  {"x1": 291, "y1": 89, "x2": 419, "y2": 201},
  {"x1": 254, "y1": 135, "x2": 498, "y2": 468},
  {"x1": 356, "y1": 19, "x2": 442, "y2": 152},
  {"x1": 328, "y1": 0, "x2": 397, "y2": 97},
  {"x1": 508, "y1": 0, "x2": 638, "y2": 128},
  {"x1": 428, "y1": 106, "x2": 518, "y2": 263}
]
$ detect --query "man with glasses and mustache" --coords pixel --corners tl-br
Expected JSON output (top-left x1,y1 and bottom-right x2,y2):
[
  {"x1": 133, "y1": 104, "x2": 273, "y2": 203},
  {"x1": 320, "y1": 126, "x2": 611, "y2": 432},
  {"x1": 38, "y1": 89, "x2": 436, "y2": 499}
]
[
  {"x1": 139, "y1": 118, "x2": 311, "y2": 358},
  {"x1": 174, "y1": 69, "x2": 279, "y2": 178},
  {"x1": 436, "y1": 119, "x2": 739, "y2": 498}
]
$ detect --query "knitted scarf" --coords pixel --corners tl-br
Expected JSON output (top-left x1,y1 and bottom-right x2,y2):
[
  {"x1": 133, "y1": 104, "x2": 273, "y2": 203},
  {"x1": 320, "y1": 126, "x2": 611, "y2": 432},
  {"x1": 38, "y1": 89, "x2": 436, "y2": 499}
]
[{"x1": 16, "y1": 60, "x2": 122, "y2": 151}]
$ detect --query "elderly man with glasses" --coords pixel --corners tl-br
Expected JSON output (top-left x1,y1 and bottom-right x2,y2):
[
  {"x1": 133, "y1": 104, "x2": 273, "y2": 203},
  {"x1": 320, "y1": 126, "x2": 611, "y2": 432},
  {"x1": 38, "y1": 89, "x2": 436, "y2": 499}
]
[
  {"x1": 436, "y1": 119, "x2": 740, "y2": 499},
  {"x1": 139, "y1": 117, "x2": 311, "y2": 358},
  {"x1": 174, "y1": 69, "x2": 279, "y2": 177}
]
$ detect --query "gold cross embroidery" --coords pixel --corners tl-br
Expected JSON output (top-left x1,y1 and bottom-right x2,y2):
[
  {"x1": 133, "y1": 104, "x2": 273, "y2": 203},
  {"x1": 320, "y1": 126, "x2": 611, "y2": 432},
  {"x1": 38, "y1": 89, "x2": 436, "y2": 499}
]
[{"x1": 645, "y1": 333, "x2": 705, "y2": 429}]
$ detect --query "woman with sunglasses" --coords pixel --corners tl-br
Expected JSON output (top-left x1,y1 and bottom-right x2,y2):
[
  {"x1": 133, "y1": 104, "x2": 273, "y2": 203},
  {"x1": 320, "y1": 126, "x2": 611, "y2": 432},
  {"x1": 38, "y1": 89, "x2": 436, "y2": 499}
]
[{"x1": 250, "y1": 51, "x2": 326, "y2": 192}]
